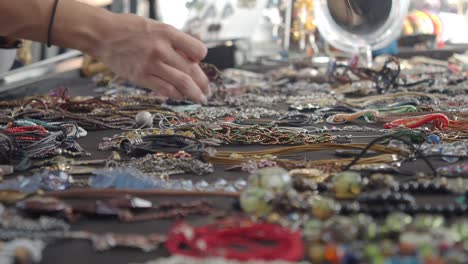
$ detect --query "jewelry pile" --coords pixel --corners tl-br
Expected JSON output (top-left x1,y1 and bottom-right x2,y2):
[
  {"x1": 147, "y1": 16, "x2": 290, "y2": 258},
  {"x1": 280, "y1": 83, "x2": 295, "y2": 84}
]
[{"x1": 0, "y1": 55, "x2": 467, "y2": 264}]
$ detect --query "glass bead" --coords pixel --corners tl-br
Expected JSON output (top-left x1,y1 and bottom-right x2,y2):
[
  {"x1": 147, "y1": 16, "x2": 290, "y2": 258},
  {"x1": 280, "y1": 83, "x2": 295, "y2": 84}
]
[
  {"x1": 451, "y1": 219, "x2": 468, "y2": 242},
  {"x1": 248, "y1": 167, "x2": 292, "y2": 192},
  {"x1": 303, "y1": 219, "x2": 323, "y2": 241},
  {"x1": 441, "y1": 145, "x2": 465, "y2": 163},
  {"x1": 426, "y1": 134, "x2": 441, "y2": 144},
  {"x1": 239, "y1": 187, "x2": 273, "y2": 216},
  {"x1": 309, "y1": 196, "x2": 340, "y2": 220},
  {"x1": 213, "y1": 179, "x2": 228, "y2": 189},
  {"x1": 224, "y1": 185, "x2": 237, "y2": 193},
  {"x1": 380, "y1": 239, "x2": 394, "y2": 257},
  {"x1": 194, "y1": 180, "x2": 209, "y2": 191},
  {"x1": 40, "y1": 171, "x2": 73, "y2": 191},
  {"x1": 324, "y1": 244, "x2": 342, "y2": 264},
  {"x1": 352, "y1": 214, "x2": 378, "y2": 240},
  {"x1": 308, "y1": 243, "x2": 325, "y2": 263},
  {"x1": 323, "y1": 216, "x2": 357, "y2": 243},
  {"x1": 287, "y1": 213, "x2": 299, "y2": 222},
  {"x1": 419, "y1": 243, "x2": 435, "y2": 259},
  {"x1": 364, "y1": 244, "x2": 380, "y2": 259},
  {"x1": 413, "y1": 215, "x2": 445, "y2": 231},
  {"x1": 398, "y1": 239, "x2": 418, "y2": 254},
  {"x1": 332, "y1": 171, "x2": 362, "y2": 199},
  {"x1": 267, "y1": 213, "x2": 281, "y2": 223},
  {"x1": 180, "y1": 180, "x2": 193, "y2": 191},
  {"x1": 384, "y1": 212, "x2": 412, "y2": 233},
  {"x1": 342, "y1": 251, "x2": 360, "y2": 264},
  {"x1": 233, "y1": 179, "x2": 247, "y2": 191}
]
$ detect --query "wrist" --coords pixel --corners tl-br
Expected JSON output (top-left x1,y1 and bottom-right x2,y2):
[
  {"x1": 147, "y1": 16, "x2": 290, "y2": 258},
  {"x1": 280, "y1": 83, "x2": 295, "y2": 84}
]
[
  {"x1": 89, "y1": 12, "x2": 151, "y2": 57},
  {"x1": 52, "y1": 1, "x2": 116, "y2": 56}
]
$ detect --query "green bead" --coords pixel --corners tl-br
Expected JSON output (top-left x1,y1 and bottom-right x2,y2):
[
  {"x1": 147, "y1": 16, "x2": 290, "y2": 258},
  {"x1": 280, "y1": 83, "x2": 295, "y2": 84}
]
[
  {"x1": 248, "y1": 167, "x2": 292, "y2": 192},
  {"x1": 352, "y1": 214, "x2": 378, "y2": 241},
  {"x1": 304, "y1": 219, "x2": 323, "y2": 241},
  {"x1": 332, "y1": 171, "x2": 362, "y2": 199},
  {"x1": 365, "y1": 244, "x2": 380, "y2": 258},
  {"x1": 380, "y1": 239, "x2": 394, "y2": 257},
  {"x1": 323, "y1": 216, "x2": 357, "y2": 243},
  {"x1": 400, "y1": 231, "x2": 431, "y2": 248},
  {"x1": 384, "y1": 212, "x2": 412, "y2": 233},
  {"x1": 308, "y1": 243, "x2": 325, "y2": 263},
  {"x1": 419, "y1": 243, "x2": 435, "y2": 258},
  {"x1": 413, "y1": 214, "x2": 445, "y2": 231},
  {"x1": 451, "y1": 219, "x2": 468, "y2": 242},
  {"x1": 309, "y1": 196, "x2": 340, "y2": 220},
  {"x1": 240, "y1": 187, "x2": 273, "y2": 216},
  {"x1": 372, "y1": 255, "x2": 385, "y2": 264}
]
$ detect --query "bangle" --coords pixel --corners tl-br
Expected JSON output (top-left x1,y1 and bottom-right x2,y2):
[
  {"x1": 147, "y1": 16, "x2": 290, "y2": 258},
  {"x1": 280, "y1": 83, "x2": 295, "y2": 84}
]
[{"x1": 47, "y1": 0, "x2": 60, "y2": 47}]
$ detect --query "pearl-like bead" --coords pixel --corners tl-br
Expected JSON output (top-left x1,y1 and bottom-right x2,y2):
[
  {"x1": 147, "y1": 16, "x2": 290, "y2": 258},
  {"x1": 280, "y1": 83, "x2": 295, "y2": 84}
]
[
  {"x1": 240, "y1": 187, "x2": 273, "y2": 216},
  {"x1": 248, "y1": 167, "x2": 292, "y2": 192},
  {"x1": 135, "y1": 111, "x2": 153, "y2": 128},
  {"x1": 332, "y1": 171, "x2": 362, "y2": 199}
]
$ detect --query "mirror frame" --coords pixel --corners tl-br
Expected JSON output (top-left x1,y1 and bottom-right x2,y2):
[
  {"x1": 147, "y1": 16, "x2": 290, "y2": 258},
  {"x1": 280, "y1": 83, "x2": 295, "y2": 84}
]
[{"x1": 314, "y1": 0, "x2": 410, "y2": 53}]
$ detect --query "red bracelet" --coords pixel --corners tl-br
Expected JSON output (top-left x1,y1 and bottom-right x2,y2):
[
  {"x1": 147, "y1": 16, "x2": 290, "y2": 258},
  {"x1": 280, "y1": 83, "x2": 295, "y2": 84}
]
[
  {"x1": 383, "y1": 113, "x2": 450, "y2": 129},
  {"x1": 166, "y1": 219, "x2": 304, "y2": 261},
  {"x1": 4, "y1": 126, "x2": 48, "y2": 134}
]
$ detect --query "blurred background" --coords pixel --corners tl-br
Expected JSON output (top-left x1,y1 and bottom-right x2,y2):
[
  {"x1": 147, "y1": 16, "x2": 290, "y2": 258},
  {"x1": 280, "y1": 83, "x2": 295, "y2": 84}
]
[{"x1": 7, "y1": 0, "x2": 468, "y2": 72}]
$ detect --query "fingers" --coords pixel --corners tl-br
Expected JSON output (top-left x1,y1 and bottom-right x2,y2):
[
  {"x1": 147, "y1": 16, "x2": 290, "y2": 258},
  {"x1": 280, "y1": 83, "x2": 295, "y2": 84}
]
[
  {"x1": 166, "y1": 26, "x2": 208, "y2": 62},
  {"x1": 139, "y1": 75, "x2": 184, "y2": 100},
  {"x1": 166, "y1": 49, "x2": 209, "y2": 95},
  {"x1": 153, "y1": 61, "x2": 207, "y2": 104},
  {"x1": 191, "y1": 64, "x2": 210, "y2": 95}
]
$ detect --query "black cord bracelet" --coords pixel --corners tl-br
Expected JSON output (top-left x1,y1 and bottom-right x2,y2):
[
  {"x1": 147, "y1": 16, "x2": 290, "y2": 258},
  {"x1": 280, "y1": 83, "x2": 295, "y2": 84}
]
[{"x1": 47, "y1": 0, "x2": 60, "y2": 47}]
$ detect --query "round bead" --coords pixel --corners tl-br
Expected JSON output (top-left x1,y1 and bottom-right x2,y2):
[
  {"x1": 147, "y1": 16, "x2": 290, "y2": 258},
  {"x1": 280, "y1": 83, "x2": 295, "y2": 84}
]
[
  {"x1": 413, "y1": 214, "x2": 445, "y2": 231},
  {"x1": 324, "y1": 244, "x2": 342, "y2": 264},
  {"x1": 40, "y1": 170, "x2": 73, "y2": 191},
  {"x1": 309, "y1": 196, "x2": 340, "y2": 220},
  {"x1": 451, "y1": 219, "x2": 468, "y2": 242},
  {"x1": 352, "y1": 214, "x2": 378, "y2": 240},
  {"x1": 303, "y1": 219, "x2": 323, "y2": 241},
  {"x1": 380, "y1": 239, "x2": 394, "y2": 257},
  {"x1": 384, "y1": 212, "x2": 412, "y2": 233},
  {"x1": 248, "y1": 167, "x2": 292, "y2": 193},
  {"x1": 239, "y1": 187, "x2": 273, "y2": 216},
  {"x1": 135, "y1": 111, "x2": 153, "y2": 128},
  {"x1": 342, "y1": 250, "x2": 360, "y2": 264},
  {"x1": 323, "y1": 216, "x2": 357, "y2": 243},
  {"x1": 308, "y1": 243, "x2": 325, "y2": 263},
  {"x1": 426, "y1": 134, "x2": 441, "y2": 144},
  {"x1": 441, "y1": 146, "x2": 461, "y2": 163},
  {"x1": 266, "y1": 212, "x2": 281, "y2": 223},
  {"x1": 400, "y1": 231, "x2": 430, "y2": 250},
  {"x1": 332, "y1": 171, "x2": 362, "y2": 199}
]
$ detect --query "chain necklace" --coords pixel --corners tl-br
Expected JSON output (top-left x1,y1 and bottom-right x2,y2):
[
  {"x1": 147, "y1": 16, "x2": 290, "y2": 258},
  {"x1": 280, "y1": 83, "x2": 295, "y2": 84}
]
[{"x1": 109, "y1": 152, "x2": 214, "y2": 176}]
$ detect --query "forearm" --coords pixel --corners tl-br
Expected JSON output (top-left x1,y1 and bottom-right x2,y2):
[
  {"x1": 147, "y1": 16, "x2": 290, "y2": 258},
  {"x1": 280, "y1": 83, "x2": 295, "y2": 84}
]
[
  {"x1": 0, "y1": 0, "x2": 209, "y2": 104},
  {"x1": 0, "y1": 0, "x2": 118, "y2": 55}
]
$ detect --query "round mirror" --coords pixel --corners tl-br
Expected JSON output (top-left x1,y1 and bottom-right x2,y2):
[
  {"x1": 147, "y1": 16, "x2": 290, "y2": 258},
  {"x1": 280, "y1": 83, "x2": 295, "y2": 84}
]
[{"x1": 314, "y1": 0, "x2": 409, "y2": 53}]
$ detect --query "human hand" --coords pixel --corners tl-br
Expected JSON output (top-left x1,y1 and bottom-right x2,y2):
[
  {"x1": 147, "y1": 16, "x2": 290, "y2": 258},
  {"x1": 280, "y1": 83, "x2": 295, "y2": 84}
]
[{"x1": 92, "y1": 13, "x2": 209, "y2": 104}]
